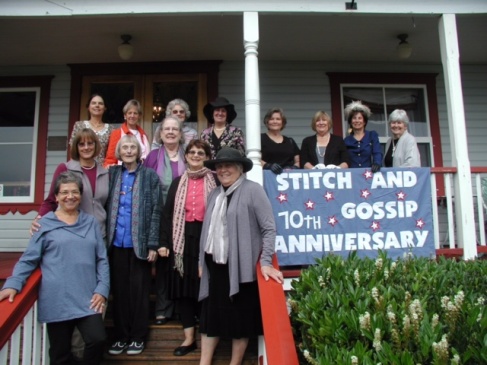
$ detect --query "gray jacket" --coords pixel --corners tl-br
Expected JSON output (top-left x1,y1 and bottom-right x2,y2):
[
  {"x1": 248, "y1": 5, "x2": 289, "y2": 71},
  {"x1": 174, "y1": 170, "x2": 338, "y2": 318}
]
[
  {"x1": 198, "y1": 179, "x2": 276, "y2": 301},
  {"x1": 384, "y1": 130, "x2": 421, "y2": 167}
]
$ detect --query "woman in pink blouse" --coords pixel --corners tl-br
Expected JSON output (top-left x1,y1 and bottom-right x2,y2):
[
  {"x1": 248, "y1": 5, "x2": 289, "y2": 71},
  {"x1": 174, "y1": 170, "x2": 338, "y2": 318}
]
[{"x1": 157, "y1": 140, "x2": 216, "y2": 356}]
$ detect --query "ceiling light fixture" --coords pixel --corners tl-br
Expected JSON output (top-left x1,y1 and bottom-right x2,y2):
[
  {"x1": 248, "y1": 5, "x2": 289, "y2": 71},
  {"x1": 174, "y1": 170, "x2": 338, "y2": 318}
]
[
  {"x1": 118, "y1": 34, "x2": 134, "y2": 61},
  {"x1": 396, "y1": 34, "x2": 412, "y2": 59}
]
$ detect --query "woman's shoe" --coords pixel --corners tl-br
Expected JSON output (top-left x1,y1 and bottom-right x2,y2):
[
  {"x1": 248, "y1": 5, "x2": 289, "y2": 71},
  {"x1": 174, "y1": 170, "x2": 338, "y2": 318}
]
[
  {"x1": 173, "y1": 341, "x2": 197, "y2": 356},
  {"x1": 155, "y1": 316, "x2": 168, "y2": 325}
]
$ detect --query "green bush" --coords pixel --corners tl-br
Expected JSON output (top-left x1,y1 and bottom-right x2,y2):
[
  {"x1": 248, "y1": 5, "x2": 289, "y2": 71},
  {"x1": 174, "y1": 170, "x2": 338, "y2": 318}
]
[{"x1": 288, "y1": 252, "x2": 487, "y2": 365}]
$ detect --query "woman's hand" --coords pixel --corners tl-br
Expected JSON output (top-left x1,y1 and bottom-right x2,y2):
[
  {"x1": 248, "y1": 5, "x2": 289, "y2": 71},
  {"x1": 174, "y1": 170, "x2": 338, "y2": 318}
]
[
  {"x1": 0, "y1": 288, "x2": 18, "y2": 303},
  {"x1": 29, "y1": 215, "x2": 42, "y2": 236},
  {"x1": 261, "y1": 265, "x2": 284, "y2": 284},
  {"x1": 157, "y1": 247, "x2": 170, "y2": 258},
  {"x1": 90, "y1": 293, "x2": 106, "y2": 313},
  {"x1": 147, "y1": 249, "x2": 158, "y2": 262}
]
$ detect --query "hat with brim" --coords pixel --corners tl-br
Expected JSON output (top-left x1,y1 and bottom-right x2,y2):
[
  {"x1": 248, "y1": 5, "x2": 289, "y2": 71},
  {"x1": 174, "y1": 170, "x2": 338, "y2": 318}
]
[
  {"x1": 204, "y1": 147, "x2": 253, "y2": 173},
  {"x1": 203, "y1": 97, "x2": 237, "y2": 124}
]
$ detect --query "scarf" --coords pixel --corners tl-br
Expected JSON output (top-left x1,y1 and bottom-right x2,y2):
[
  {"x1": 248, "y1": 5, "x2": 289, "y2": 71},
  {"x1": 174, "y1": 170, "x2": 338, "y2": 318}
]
[
  {"x1": 205, "y1": 174, "x2": 245, "y2": 264},
  {"x1": 155, "y1": 146, "x2": 185, "y2": 200},
  {"x1": 173, "y1": 167, "x2": 216, "y2": 276}
]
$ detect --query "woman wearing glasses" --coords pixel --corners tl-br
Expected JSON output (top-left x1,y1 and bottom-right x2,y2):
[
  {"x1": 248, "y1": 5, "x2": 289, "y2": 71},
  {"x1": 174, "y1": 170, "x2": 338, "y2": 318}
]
[
  {"x1": 30, "y1": 128, "x2": 109, "y2": 361},
  {"x1": 158, "y1": 140, "x2": 216, "y2": 356},
  {"x1": 144, "y1": 115, "x2": 186, "y2": 326},
  {"x1": 153, "y1": 99, "x2": 198, "y2": 149}
]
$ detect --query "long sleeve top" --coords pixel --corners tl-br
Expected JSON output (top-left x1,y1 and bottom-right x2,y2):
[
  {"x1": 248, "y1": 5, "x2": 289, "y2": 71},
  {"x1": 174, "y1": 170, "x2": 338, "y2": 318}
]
[
  {"x1": 2, "y1": 211, "x2": 109, "y2": 323},
  {"x1": 344, "y1": 130, "x2": 382, "y2": 168}
]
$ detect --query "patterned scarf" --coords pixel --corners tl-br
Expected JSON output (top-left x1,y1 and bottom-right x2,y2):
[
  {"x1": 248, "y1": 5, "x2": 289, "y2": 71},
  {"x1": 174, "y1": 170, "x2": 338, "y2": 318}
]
[
  {"x1": 172, "y1": 167, "x2": 216, "y2": 276},
  {"x1": 205, "y1": 175, "x2": 245, "y2": 264}
]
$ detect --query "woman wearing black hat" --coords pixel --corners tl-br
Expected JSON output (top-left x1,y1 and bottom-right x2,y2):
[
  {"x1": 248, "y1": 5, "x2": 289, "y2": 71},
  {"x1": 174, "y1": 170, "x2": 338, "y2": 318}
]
[
  {"x1": 200, "y1": 97, "x2": 245, "y2": 159},
  {"x1": 198, "y1": 147, "x2": 283, "y2": 365}
]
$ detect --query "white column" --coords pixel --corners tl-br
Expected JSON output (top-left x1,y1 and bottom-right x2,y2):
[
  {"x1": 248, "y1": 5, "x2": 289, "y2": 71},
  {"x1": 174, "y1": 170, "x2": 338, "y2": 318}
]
[
  {"x1": 243, "y1": 11, "x2": 262, "y2": 185},
  {"x1": 438, "y1": 14, "x2": 477, "y2": 259}
]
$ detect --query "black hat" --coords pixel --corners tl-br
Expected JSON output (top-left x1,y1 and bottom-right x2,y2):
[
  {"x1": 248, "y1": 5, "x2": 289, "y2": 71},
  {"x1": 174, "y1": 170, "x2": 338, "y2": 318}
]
[
  {"x1": 203, "y1": 97, "x2": 237, "y2": 124},
  {"x1": 204, "y1": 148, "x2": 253, "y2": 173}
]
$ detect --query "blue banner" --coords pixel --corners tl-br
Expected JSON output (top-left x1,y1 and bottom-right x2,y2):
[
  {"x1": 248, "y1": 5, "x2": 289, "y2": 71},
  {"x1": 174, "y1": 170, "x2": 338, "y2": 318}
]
[{"x1": 263, "y1": 168, "x2": 435, "y2": 265}]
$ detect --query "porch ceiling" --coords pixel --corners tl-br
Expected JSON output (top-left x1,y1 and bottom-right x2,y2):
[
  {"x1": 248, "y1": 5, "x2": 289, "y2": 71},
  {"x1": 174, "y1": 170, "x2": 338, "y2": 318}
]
[{"x1": 1, "y1": 13, "x2": 486, "y2": 66}]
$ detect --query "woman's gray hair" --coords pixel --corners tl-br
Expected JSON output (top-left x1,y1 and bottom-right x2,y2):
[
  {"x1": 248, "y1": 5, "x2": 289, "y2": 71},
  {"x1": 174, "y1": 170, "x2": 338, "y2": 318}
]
[
  {"x1": 123, "y1": 99, "x2": 142, "y2": 115},
  {"x1": 388, "y1": 109, "x2": 409, "y2": 126},
  {"x1": 154, "y1": 116, "x2": 183, "y2": 145},
  {"x1": 115, "y1": 134, "x2": 142, "y2": 161},
  {"x1": 54, "y1": 171, "x2": 83, "y2": 195},
  {"x1": 165, "y1": 98, "x2": 191, "y2": 118}
]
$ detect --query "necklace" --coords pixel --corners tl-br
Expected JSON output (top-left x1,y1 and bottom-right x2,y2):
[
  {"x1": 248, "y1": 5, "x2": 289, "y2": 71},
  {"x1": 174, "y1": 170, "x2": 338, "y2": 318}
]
[
  {"x1": 81, "y1": 163, "x2": 96, "y2": 170},
  {"x1": 316, "y1": 145, "x2": 326, "y2": 158},
  {"x1": 214, "y1": 126, "x2": 226, "y2": 131}
]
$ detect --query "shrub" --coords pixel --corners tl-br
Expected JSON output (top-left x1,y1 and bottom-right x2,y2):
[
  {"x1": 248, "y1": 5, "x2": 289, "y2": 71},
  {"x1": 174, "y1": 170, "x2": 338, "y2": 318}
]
[{"x1": 288, "y1": 252, "x2": 487, "y2": 365}]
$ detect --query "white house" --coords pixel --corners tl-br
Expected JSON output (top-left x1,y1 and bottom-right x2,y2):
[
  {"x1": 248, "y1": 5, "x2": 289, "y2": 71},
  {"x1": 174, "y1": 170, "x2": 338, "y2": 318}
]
[{"x1": 1, "y1": 0, "x2": 487, "y2": 257}]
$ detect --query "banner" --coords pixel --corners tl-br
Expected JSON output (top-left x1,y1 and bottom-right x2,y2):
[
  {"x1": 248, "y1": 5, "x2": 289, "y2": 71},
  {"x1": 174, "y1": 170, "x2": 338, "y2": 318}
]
[{"x1": 263, "y1": 168, "x2": 434, "y2": 265}]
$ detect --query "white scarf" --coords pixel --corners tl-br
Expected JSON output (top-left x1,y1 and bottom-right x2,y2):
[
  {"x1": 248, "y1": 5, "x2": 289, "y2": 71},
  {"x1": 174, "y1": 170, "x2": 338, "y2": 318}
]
[{"x1": 205, "y1": 175, "x2": 245, "y2": 264}]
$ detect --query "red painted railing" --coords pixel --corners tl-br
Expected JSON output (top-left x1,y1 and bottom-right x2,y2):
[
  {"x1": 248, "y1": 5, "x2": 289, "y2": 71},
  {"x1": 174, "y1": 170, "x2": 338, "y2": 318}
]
[
  {"x1": 0, "y1": 268, "x2": 42, "y2": 350},
  {"x1": 257, "y1": 255, "x2": 299, "y2": 365}
]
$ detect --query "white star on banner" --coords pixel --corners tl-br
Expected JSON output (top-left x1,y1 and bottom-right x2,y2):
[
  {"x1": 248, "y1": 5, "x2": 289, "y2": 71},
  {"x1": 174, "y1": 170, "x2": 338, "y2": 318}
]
[
  {"x1": 360, "y1": 189, "x2": 371, "y2": 199},
  {"x1": 323, "y1": 191, "x2": 334, "y2": 201},
  {"x1": 396, "y1": 191, "x2": 406, "y2": 200},
  {"x1": 328, "y1": 215, "x2": 338, "y2": 227},
  {"x1": 276, "y1": 193, "x2": 288, "y2": 203},
  {"x1": 305, "y1": 199, "x2": 315, "y2": 210},
  {"x1": 416, "y1": 218, "x2": 425, "y2": 229},
  {"x1": 363, "y1": 170, "x2": 373, "y2": 180},
  {"x1": 370, "y1": 221, "x2": 381, "y2": 231}
]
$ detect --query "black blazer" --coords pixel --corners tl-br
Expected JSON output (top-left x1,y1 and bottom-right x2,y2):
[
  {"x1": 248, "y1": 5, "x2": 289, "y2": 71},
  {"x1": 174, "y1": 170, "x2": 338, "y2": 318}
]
[{"x1": 300, "y1": 134, "x2": 350, "y2": 168}]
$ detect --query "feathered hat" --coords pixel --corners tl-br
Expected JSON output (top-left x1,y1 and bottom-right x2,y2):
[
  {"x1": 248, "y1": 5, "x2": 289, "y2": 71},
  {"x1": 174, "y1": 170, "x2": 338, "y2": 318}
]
[{"x1": 344, "y1": 100, "x2": 372, "y2": 122}]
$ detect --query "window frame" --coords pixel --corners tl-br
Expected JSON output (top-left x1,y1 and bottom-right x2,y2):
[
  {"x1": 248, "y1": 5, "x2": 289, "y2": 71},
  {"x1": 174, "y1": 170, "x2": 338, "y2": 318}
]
[
  {"x1": 327, "y1": 72, "x2": 444, "y2": 192},
  {"x1": 0, "y1": 76, "x2": 52, "y2": 214}
]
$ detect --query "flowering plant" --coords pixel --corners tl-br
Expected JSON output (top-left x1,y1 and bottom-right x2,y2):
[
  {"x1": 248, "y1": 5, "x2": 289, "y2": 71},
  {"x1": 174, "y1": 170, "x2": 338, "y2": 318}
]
[{"x1": 288, "y1": 252, "x2": 487, "y2": 365}]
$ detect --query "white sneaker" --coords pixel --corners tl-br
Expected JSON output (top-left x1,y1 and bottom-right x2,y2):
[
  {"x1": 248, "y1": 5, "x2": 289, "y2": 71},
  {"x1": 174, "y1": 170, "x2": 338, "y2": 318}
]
[{"x1": 126, "y1": 341, "x2": 144, "y2": 355}]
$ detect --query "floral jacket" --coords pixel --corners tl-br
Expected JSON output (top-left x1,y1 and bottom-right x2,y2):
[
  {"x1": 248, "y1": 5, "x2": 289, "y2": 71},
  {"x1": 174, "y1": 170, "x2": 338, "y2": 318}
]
[{"x1": 200, "y1": 125, "x2": 245, "y2": 159}]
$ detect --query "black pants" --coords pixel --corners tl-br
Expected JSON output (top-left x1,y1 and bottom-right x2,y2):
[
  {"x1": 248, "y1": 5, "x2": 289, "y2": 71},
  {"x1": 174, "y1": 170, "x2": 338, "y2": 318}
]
[
  {"x1": 110, "y1": 246, "x2": 151, "y2": 343},
  {"x1": 179, "y1": 297, "x2": 199, "y2": 329},
  {"x1": 46, "y1": 314, "x2": 105, "y2": 365},
  {"x1": 155, "y1": 257, "x2": 174, "y2": 318}
]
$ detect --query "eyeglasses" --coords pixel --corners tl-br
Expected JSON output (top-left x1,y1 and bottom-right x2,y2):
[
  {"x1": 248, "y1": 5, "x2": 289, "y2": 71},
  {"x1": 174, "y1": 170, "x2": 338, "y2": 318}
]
[
  {"x1": 58, "y1": 190, "x2": 81, "y2": 197},
  {"x1": 78, "y1": 142, "x2": 95, "y2": 147},
  {"x1": 172, "y1": 110, "x2": 185, "y2": 115},
  {"x1": 187, "y1": 150, "x2": 206, "y2": 157}
]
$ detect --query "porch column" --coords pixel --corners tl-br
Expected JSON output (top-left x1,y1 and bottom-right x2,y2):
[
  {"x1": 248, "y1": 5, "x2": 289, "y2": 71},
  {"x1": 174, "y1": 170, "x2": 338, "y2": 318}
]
[
  {"x1": 438, "y1": 14, "x2": 477, "y2": 259},
  {"x1": 243, "y1": 11, "x2": 263, "y2": 185}
]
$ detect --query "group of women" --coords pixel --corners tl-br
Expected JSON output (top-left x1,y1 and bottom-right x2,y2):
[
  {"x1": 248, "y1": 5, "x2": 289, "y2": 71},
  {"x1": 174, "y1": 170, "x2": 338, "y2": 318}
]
[
  {"x1": 262, "y1": 100, "x2": 421, "y2": 174},
  {"x1": 0, "y1": 93, "x2": 420, "y2": 365}
]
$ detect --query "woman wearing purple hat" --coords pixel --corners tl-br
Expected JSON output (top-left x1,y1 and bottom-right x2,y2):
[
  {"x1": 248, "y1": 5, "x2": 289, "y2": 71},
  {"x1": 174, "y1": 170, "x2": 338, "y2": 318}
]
[{"x1": 200, "y1": 97, "x2": 245, "y2": 159}]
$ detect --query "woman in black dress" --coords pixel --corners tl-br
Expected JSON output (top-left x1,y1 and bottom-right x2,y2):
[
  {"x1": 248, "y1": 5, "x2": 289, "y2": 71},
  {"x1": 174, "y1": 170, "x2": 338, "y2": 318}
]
[
  {"x1": 260, "y1": 107, "x2": 300, "y2": 174},
  {"x1": 158, "y1": 140, "x2": 217, "y2": 356}
]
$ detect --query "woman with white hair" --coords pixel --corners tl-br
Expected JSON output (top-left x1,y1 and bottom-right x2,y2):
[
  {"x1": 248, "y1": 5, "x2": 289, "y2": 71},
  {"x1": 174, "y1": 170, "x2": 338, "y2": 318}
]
[
  {"x1": 152, "y1": 99, "x2": 198, "y2": 149},
  {"x1": 384, "y1": 109, "x2": 421, "y2": 167}
]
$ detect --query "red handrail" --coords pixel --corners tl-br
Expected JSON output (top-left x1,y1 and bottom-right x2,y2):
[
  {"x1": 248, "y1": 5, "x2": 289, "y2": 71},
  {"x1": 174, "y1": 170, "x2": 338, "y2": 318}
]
[
  {"x1": 257, "y1": 254, "x2": 299, "y2": 365},
  {"x1": 0, "y1": 268, "x2": 42, "y2": 350}
]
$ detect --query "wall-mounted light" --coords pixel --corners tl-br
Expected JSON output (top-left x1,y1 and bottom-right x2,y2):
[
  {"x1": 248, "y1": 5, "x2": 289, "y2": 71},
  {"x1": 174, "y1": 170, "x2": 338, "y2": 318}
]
[
  {"x1": 396, "y1": 34, "x2": 412, "y2": 59},
  {"x1": 118, "y1": 34, "x2": 134, "y2": 60}
]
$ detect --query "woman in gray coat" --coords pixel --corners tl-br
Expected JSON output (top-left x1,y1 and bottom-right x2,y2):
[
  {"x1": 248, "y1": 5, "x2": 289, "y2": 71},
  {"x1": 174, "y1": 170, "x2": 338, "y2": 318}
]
[
  {"x1": 384, "y1": 109, "x2": 421, "y2": 167},
  {"x1": 198, "y1": 147, "x2": 283, "y2": 365}
]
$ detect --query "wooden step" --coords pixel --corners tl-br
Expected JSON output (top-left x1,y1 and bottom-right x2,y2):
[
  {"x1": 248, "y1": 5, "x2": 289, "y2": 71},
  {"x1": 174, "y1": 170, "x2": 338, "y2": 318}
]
[{"x1": 102, "y1": 321, "x2": 258, "y2": 365}]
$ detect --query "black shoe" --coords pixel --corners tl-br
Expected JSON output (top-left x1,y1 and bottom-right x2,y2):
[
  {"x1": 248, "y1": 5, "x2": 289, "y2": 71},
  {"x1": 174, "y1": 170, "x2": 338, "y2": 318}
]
[
  {"x1": 155, "y1": 316, "x2": 169, "y2": 325},
  {"x1": 173, "y1": 341, "x2": 197, "y2": 356},
  {"x1": 126, "y1": 341, "x2": 144, "y2": 355},
  {"x1": 108, "y1": 341, "x2": 127, "y2": 355}
]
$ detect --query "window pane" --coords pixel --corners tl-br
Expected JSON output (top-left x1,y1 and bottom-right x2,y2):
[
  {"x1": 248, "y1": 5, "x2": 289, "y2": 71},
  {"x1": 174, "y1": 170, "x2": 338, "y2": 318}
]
[
  {"x1": 385, "y1": 88, "x2": 428, "y2": 137},
  {"x1": 90, "y1": 83, "x2": 135, "y2": 125},
  {"x1": 0, "y1": 144, "x2": 33, "y2": 197},
  {"x1": 0, "y1": 89, "x2": 37, "y2": 202},
  {"x1": 342, "y1": 87, "x2": 387, "y2": 136}
]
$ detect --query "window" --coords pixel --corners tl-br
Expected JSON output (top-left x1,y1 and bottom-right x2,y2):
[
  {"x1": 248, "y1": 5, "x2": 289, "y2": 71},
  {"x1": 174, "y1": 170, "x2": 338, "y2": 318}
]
[
  {"x1": 327, "y1": 72, "x2": 443, "y2": 169},
  {"x1": 0, "y1": 76, "x2": 51, "y2": 213},
  {"x1": 342, "y1": 85, "x2": 432, "y2": 167}
]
